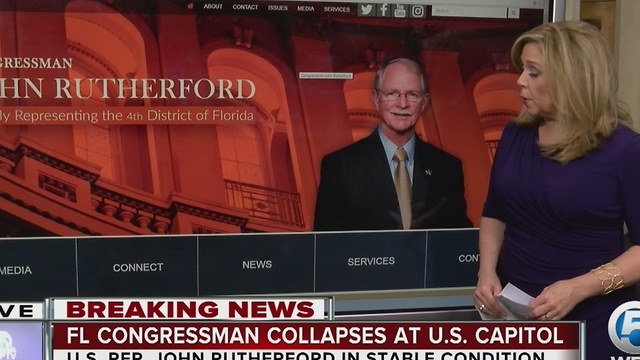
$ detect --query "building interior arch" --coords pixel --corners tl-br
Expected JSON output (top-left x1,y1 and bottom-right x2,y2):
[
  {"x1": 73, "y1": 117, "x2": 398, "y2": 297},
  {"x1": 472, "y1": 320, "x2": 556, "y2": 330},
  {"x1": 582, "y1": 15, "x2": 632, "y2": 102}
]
[
  {"x1": 65, "y1": 0, "x2": 157, "y2": 193},
  {"x1": 469, "y1": 71, "x2": 521, "y2": 160}
]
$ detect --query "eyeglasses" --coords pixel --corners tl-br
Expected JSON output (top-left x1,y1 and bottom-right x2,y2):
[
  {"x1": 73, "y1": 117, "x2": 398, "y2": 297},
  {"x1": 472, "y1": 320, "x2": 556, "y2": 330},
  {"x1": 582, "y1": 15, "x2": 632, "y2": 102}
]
[{"x1": 378, "y1": 90, "x2": 425, "y2": 102}]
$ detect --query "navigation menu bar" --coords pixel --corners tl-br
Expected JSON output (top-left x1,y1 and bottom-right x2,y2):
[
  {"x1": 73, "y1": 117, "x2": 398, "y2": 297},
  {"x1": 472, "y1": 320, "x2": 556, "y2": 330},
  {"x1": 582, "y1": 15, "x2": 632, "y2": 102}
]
[
  {"x1": 195, "y1": 2, "x2": 358, "y2": 15},
  {"x1": 188, "y1": 1, "x2": 526, "y2": 20},
  {"x1": 192, "y1": 1, "x2": 434, "y2": 18}
]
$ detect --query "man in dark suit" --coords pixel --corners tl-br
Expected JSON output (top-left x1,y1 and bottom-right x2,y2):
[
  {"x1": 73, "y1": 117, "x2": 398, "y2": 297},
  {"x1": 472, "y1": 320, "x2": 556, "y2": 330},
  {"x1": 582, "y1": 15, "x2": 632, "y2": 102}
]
[{"x1": 313, "y1": 58, "x2": 472, "y2": 231}]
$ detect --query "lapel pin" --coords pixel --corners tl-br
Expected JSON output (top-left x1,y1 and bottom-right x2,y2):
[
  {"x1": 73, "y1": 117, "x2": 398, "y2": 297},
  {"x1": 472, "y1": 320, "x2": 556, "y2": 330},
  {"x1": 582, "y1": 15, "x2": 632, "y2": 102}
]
[{"x1": 425, "y1": 169, "x2": 433, "y2": 176}]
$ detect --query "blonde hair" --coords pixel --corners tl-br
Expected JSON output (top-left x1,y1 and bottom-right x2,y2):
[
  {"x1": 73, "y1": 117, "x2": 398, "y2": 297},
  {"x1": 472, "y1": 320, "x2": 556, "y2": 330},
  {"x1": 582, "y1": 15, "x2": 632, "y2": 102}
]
[{"x1": 511, "y1": 20, "x2": 632, "y2": 163}]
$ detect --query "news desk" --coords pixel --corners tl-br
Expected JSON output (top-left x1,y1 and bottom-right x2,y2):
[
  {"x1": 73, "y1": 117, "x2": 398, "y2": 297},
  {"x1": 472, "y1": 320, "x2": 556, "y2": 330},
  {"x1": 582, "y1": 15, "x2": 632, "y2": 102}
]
[{"x1": 0, "y1": 229, "x2": 480, "y2": 320}]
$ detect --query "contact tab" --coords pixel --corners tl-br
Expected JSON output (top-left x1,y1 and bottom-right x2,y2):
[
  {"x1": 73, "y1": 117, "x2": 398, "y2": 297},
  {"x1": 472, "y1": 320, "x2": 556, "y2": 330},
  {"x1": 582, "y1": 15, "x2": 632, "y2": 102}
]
[{"x1": 425, "y1": 229, "x2": 479, "y2": 288}]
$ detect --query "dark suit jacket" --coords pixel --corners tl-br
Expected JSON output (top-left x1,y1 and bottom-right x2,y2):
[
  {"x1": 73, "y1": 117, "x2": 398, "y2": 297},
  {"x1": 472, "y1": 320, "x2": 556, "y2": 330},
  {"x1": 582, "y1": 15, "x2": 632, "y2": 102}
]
[{"x1": 313, "y1": 131, "x2": 472, "y2": 231}]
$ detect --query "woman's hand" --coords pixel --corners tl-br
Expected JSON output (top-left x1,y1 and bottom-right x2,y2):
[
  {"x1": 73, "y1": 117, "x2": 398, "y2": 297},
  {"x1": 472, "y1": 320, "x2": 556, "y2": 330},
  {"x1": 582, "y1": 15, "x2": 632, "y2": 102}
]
[
  {"x1": 474, "y1": 271, "x2": 506, "y2": 319},
  {"x1": 527, "y1": 279, "x2": 587, "y2": 320}
]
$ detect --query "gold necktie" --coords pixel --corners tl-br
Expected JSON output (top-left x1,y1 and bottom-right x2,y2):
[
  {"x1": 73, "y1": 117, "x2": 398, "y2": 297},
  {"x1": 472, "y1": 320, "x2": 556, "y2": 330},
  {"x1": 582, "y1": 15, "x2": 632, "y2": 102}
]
[{"x1": 393, "y1": 148, "x2": 412, "y2": 230}]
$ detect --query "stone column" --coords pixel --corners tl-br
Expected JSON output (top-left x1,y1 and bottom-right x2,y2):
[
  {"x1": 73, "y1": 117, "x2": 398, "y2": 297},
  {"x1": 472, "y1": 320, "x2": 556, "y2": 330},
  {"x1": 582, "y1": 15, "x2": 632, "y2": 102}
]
[
  {"x1": 14, "y1": 1, "x2": 75, "y2": 154},
  {"x1": 421, "y1": 51, "x2": 491, "y2": 226},
  {"x1": 155, "y1": 2, "x2": 227, "y2": 204},
  {"x1": 290, "y1": 34, "x2": 353, "y2": 184}
]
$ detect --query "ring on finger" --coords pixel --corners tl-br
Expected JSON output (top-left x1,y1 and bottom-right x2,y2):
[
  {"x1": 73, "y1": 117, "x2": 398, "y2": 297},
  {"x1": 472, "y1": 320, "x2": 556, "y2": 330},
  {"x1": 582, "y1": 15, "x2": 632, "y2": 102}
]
[
  {"x1": 478, "y1": 304, "x2": 486, "y2": 312},
  {"x1": 544, "y1": 313, "x2": 550, "y2": 320}
]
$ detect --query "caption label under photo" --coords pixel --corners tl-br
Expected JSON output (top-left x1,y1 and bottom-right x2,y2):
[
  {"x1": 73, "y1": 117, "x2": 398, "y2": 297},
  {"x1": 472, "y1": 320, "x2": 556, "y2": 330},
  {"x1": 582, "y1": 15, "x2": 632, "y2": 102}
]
[{"x1": 299, "y1": 72, "x2": 353, "y2": 80}]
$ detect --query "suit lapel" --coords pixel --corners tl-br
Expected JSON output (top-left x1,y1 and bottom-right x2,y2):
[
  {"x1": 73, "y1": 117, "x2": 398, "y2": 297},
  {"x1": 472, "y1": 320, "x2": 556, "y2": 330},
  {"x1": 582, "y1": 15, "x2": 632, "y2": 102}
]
[{"x1": 412, "y1": 140, "x2": 432, "y2": 204}]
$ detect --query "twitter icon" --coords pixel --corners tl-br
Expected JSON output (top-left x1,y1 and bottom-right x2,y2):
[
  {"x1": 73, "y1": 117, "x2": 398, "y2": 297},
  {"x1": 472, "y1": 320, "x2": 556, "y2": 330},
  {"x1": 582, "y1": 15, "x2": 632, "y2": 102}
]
[{"x1": 358, "y1": 3, "x2": 375, "y2": 16}]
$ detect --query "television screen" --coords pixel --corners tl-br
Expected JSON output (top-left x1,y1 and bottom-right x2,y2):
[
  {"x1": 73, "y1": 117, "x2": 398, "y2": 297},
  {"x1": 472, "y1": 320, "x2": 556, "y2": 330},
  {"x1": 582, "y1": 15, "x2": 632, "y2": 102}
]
[
  {"x1": 0, "y1": 0, "x2": 566, "y2": 299},
  {"x1": 0, "y1": 0, "x2": 564, "y2": 237}
]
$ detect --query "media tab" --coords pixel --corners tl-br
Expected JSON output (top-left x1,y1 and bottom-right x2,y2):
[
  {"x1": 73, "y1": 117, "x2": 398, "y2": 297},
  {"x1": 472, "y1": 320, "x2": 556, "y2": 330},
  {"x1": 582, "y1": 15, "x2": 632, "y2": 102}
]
[
  {"x1": 0, "y1": 238, "x2": 77, "y2": 300},
  {"x1": 295, "y1": 4, "x2": 316, "y2": 12}
]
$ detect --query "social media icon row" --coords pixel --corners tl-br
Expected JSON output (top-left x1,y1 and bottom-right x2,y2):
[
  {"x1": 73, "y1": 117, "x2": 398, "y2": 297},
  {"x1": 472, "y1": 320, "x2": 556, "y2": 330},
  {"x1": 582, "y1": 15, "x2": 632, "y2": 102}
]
[{"x1": 358, "y1": 3, "x2": 425, "y2": 18}]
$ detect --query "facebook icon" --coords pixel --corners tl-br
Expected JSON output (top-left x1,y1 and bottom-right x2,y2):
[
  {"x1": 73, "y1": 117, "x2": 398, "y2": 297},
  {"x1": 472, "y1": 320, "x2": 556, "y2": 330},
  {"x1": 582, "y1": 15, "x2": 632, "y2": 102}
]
[{"x1": 377, "y1": 3, "x2": 390, "y2": 17}]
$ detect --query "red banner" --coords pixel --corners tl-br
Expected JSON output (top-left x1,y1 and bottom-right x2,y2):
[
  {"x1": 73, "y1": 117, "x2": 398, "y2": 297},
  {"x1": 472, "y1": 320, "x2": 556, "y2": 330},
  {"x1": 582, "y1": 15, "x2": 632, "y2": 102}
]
[{"x1": 52, "y1": 322, "x2": 581, "y2": 350}]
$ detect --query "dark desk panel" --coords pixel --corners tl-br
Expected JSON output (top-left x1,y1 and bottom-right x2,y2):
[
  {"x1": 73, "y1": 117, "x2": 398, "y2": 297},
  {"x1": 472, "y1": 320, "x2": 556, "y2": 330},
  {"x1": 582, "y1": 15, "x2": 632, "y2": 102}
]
[
  {"x1": 199, "y1": 233, "x2": 315, "y2": 295},
  {"x1": 425, "y1": 229, "x2": 479, "y2": 288},
  {"x1": 76, "y1": 236, "x2": 197, "y2": 296},
  {"x1": 0, "y1": 238, "x2": 76, "y2": 300},
  {"x1": 315, "y1": 231, "x2": 427, "y2": 292},
  {"x1": 1, "y1": 229, "x2": 480, "y2": 300}
]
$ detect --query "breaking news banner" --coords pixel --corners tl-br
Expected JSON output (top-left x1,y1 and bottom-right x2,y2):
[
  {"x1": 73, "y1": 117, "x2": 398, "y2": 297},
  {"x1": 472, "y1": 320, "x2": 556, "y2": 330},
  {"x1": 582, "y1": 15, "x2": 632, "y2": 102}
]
[
  {"x1": 51, "y1": 322, "x2": 581, "y2": 360},
  {"x1": 50, "y1": 298, "x2": 327, "y2": 321}
]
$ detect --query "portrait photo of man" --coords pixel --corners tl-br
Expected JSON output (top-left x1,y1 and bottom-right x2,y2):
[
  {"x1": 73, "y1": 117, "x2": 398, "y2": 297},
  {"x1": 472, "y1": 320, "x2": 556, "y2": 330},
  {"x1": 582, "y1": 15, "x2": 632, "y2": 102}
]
[{"x1": 313, "y1": 58, "x2": 472, "y2": 231}]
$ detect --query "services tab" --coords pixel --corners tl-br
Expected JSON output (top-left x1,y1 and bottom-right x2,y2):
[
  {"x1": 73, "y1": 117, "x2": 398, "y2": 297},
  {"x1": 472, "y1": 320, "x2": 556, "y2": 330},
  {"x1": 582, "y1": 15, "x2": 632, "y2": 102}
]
[{"x1": 323, "y1": 5, "x2": 353, "y2": 15}]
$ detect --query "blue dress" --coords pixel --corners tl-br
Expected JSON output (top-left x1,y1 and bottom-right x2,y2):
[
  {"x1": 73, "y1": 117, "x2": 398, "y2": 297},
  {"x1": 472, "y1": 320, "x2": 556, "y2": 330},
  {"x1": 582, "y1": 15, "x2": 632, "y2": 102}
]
[{"x1": 483, "y1": 122, "x2": 640, "y2": 359}]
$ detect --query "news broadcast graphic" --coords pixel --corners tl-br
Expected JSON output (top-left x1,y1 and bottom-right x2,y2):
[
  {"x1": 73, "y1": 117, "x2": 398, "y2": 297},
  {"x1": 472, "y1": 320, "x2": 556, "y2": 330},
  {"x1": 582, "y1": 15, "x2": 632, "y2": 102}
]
[
  {"x1": 50, "y1": 298, "x2": 327, "y2": 321},
  {"x1": 0, "y1": 302, "x2": 44, "y2": 320},
  {"x1": 609, "y1": 300, "x2": 640, "y2": 355},
  {"x1": 51, "y1": 322, "x2": 581, "y2": 360},
  {"x1": 0, "y1": 321, "x2": 44, "y2": 360}
]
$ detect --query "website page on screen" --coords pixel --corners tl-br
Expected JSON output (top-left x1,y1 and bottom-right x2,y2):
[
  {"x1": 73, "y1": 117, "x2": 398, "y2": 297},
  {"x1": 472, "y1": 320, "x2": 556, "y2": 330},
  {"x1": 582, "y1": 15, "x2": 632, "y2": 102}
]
[{"x1": 0, "y1": 0, "x2": 554, "y2": 237}]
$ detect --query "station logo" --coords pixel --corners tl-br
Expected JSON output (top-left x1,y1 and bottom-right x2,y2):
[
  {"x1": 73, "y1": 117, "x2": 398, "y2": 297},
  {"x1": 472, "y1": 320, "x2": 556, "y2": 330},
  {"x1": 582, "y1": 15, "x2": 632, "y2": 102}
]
[
  {"x1": 609, "y1": 301, "x2": 640, "y2": 354},
  {"x1": 0, "y1": 330, "x2": 16, "y2": 360}
]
